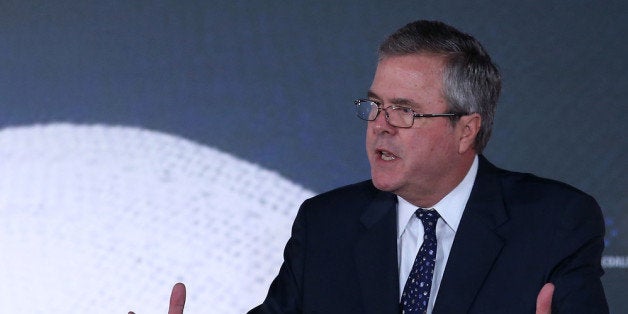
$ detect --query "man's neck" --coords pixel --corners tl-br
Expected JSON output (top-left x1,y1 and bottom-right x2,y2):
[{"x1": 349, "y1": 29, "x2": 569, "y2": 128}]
[{"x1": 400, "y1": 154, "x2": 477, "y2": 208}]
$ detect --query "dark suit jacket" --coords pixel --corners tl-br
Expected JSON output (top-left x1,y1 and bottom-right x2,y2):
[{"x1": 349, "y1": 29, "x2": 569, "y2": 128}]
[{"x1": 249, "y1": 156, "x2": 608, "y2": 313}]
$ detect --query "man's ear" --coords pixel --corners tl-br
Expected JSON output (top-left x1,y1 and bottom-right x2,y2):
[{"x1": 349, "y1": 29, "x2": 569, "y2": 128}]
[{"x1": 457, "y1": 113, "x2": 481, "y2": 154}]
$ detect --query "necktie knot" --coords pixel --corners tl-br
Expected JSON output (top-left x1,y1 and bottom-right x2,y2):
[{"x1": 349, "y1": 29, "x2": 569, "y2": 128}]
[{"x1": 416, "y1": 208, "x2": 439, "y2": 233}]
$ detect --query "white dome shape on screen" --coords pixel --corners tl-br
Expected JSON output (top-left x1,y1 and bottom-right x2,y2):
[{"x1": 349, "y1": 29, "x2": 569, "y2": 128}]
[{"x1": 0, "y1": 123, "x2": 313, "y2": 314}]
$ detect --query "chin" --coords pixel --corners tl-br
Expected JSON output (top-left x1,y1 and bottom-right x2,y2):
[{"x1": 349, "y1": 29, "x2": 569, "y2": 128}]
[{"x1": 371, "y1": 174, "x2": 399, "y2": 193}]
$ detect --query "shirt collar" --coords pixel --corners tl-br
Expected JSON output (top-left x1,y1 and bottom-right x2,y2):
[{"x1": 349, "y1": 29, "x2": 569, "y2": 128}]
[{"x1": 397, "y1": 155, "x2": 479, "y2": 239}]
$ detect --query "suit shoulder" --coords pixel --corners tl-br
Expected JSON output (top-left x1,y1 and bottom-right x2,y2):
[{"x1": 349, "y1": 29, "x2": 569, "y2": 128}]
[
  {"x1": 480, "y1": 156, "x2": 594, "y2": 200},
  {"x1": 307, "y1": 179, "x2": 379, "y2": 202},
  {"x1": 498, "y1": 168, "x2": 596, "y2": 203},
  {"x1": 487, "y1": 166, "x2": 604, "y2": 236},
  {"x1": 298, "y1": 180, "x2": 389, "y2": 218}
]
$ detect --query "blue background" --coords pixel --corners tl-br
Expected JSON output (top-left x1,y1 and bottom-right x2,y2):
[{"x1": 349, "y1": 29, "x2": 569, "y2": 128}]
[{"x1": 1, "y1": 0, "x2": 626, "y2": 311}]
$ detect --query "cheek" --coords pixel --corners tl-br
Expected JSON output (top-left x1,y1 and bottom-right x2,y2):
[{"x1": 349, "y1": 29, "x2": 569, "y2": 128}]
[{"x1": 408, "y1": 129, "x2": 454, "y2": 157}]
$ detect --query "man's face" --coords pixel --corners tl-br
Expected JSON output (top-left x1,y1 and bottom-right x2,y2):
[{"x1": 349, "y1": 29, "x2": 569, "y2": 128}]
[{"x1": 366, "y1": 54, "x2": 470, "y2": 205}]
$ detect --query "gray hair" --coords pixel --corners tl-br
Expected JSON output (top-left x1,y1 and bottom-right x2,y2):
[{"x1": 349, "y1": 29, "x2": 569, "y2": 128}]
[{"x1": 378, "y1": 20, "x2": 501, "y2": 154}]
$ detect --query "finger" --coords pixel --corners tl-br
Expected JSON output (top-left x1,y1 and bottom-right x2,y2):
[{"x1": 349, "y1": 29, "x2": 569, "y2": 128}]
[
  {"x1": 536, "y1": 282, "x2": 554, "y2": 314},
  {"x1": 168, "y1": 282, "x2": 187, "y2": 314}
]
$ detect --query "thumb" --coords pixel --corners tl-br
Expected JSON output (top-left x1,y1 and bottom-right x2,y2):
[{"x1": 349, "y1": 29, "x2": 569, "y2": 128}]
[
  {"x1": 168, "y1": 282, "x2": 187, "y2": 314},
  {"x1": 536, "y1": 282, "x2": 554, "y2": 314}
]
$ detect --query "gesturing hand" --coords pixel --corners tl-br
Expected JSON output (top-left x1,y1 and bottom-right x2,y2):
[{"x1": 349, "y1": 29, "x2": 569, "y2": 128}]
[
  {"x1": 535, "y1": 283, "x2": 554, "y2": 314},
  {"x1": 168, "y1": 283, "x2": 187, "y2": 314},
  {"x1": 129, "y1": 282, "x2": 186, "y2": 314}
]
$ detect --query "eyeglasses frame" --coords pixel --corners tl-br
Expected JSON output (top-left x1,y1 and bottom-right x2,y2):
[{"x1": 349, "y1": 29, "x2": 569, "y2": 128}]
[{"x1": 353, "y1": 99, "x2": 467, "y2": 128}]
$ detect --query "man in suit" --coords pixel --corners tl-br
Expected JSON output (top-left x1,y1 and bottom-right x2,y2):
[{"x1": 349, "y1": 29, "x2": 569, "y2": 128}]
[
  {"x1": 246, "y1": 19, "x2": 607, "y2": 313},
  {"x1": 148, "y1": 20, "x2": 607, "y2": 314}
]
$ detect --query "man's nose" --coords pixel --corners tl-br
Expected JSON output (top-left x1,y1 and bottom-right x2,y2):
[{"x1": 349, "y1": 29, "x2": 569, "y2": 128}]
[{"x1": 370, "y1": 109, "x2": 395, "y2": 134}]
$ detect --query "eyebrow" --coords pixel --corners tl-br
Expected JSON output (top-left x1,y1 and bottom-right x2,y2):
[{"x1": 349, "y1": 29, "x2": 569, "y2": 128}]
[{"x1": 367, "y1": 90, "x2": 419, "y2": 108}]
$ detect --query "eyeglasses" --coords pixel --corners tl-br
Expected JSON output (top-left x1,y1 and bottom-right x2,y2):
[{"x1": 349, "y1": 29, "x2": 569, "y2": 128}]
[{"x1": 353, "y1": 99, "x2": 466, "y2": 128}]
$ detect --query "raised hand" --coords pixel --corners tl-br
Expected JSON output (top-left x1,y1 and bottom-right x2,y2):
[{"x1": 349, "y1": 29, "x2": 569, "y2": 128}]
[
  {"x1": 536, "y1": 282, "x2": 554, "y2": 314},
  {"x1": 168, "y1": 283, "x2": 187, "y2": 314},
  {"x1": 128, "y1": 282, "x2": 186, "y2": 314}
]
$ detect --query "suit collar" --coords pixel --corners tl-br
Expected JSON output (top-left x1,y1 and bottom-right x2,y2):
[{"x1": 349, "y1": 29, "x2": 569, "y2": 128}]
[
  {"x1": 433, "y1": 155, "x2": 509, "y2": 313},
  {"x1": 354, "y1": 188, "x2": 400, "y2": 314},
  {"x1": 359, "y1": 187, "x2": 397, "y2": 228}
]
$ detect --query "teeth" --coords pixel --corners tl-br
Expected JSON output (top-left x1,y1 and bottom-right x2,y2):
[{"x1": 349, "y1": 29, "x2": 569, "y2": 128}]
[{"x1": 380, "y1": 151, "x2": 396, "y2": 161}]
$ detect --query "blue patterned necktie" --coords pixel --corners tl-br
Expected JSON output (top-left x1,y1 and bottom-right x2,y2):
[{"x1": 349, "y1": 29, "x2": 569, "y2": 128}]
[{"x1": 400, "y1": 208, "x2": 440, "y2": 314}]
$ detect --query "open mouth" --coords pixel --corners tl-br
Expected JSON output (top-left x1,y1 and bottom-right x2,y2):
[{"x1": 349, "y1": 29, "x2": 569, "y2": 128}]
[{"x1": 378, "y1": 149, "x2": 397, "y2": 161}]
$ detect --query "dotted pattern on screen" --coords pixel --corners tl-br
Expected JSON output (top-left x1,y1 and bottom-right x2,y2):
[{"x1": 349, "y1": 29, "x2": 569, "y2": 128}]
[{"x1": 0, "y1": 123, "x2": 314, "y2": 314}]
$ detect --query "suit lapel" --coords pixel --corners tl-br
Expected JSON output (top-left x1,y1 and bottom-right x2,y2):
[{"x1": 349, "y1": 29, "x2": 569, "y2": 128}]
[
  {"x1": 433, "y1": 156, "x2": 509, "y2": 313},
  {"x1": 354, "y1": 190, "x2": 400, "y2": 314}
]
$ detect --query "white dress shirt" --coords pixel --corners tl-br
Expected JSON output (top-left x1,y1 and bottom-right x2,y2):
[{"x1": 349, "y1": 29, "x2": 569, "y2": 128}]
[{"x1": 397, "y1": 155, "x2": 478, "y2": 313}]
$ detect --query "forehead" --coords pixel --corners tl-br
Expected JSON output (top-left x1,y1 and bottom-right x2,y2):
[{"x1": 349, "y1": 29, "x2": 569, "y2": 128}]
[{"x1": 369, "y1": 54, "x2": 447, "y2": 108}]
